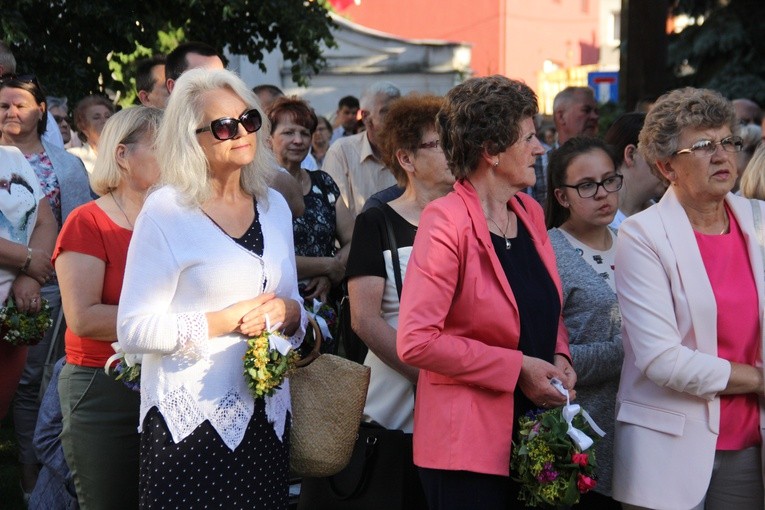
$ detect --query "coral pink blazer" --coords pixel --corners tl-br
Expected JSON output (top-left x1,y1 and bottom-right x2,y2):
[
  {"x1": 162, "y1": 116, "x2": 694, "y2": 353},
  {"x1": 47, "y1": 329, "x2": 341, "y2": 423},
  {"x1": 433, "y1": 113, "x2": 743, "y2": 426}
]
[{"x1": 397, "y1": 180, "x2": 570, "y2": 476}]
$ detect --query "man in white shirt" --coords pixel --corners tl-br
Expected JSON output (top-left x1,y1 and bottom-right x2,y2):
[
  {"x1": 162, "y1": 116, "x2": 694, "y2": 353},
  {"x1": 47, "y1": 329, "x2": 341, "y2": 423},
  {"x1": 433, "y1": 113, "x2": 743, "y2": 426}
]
[{"x1": 323, "y1": 82, "x2": 400, "y2": 218}]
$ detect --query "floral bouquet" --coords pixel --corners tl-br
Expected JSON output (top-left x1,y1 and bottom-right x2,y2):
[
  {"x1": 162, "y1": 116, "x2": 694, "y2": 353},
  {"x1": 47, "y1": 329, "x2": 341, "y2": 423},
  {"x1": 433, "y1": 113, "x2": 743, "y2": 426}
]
[
  {"x1": 511, "y1": 379, "x2": 605, "y2": 508},
  {"x1": 105, "y1": 342, "x2": 142, "y2": 392},
  {"x1": 243, "y1": 318, "x2": 300, "y2": 399},
  {"x1": 0, "y1": 296, "x2": 53, "y2": 346}
]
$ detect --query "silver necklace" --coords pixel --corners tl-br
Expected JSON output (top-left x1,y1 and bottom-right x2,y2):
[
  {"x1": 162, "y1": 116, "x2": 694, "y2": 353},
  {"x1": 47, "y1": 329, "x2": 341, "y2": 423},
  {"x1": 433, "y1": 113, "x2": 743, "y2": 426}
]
[
  {"x1": 110, "y1": 191, "x2": 133, "y2": 229},
  {"x1": 487, "y1": 208, "x2": 512, "y2": 250}
]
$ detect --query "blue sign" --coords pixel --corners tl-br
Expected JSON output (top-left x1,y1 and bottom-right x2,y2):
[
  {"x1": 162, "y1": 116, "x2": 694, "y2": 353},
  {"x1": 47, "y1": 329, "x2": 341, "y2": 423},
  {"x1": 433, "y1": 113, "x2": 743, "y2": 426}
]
[{"x1": 588, "y1": 72, "x2": 619, "y2": 104}]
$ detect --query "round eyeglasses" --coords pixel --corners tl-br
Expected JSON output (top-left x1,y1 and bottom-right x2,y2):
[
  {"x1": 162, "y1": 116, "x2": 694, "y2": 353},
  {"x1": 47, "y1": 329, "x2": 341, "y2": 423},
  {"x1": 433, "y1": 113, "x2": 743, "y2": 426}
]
[
  {"x1": 195, "y1": 109, "x2": 262, "y2": 141},
  {"x1": 559, "y1": 174, "x2": 623, "y2": 199},
  {"x1": 672, "y1": 135, "x2": 744, "y2": 156}
]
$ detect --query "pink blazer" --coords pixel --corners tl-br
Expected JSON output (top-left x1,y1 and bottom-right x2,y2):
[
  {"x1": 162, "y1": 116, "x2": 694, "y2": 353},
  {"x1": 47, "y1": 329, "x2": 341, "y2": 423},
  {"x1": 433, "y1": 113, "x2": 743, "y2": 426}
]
[
  {"x1": 396, "y1": 180, "x2": 570, "y2": 476},
  {"x1": 613, "y1": 187, "x2": 765, "y2": 509}
]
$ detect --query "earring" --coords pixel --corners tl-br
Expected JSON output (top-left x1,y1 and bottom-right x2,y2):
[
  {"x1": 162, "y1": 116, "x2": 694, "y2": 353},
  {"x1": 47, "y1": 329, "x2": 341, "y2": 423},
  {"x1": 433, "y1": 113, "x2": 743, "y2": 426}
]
[{"x1": 493, "y1": 160, "x2": 499, "y2": 167}]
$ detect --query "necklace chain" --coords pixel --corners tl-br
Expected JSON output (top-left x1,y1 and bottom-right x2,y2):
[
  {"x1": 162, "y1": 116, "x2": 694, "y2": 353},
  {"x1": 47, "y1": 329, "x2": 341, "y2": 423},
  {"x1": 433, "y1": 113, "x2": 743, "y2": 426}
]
[
  {"x1": 110, "y1": 191, "x2": 134, "y2": 229},
  {"x1": 486, "y1": 207, "x2": 512, "y2": 250}
]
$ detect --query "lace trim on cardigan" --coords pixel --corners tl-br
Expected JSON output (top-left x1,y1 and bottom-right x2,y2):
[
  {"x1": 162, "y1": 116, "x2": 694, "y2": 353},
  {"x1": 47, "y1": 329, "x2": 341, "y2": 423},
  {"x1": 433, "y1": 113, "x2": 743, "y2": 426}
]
[{"x1": 176, "y1": 312, "x2": 210, "y2": 360}]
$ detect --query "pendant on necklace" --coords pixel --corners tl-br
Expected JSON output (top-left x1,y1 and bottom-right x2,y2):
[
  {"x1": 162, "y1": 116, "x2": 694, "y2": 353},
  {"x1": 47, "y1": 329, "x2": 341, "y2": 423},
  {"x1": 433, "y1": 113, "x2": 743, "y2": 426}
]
[{"x1": 504, "y1": 237, "x2": 512, "y2": 250}]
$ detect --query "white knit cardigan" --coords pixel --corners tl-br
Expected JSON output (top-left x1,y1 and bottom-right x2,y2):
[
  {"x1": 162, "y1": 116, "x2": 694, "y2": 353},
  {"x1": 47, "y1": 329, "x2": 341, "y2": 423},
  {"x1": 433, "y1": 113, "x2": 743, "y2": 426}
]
[{"x1": 117, "y1": 185, "x2": 305, "y2": 450}]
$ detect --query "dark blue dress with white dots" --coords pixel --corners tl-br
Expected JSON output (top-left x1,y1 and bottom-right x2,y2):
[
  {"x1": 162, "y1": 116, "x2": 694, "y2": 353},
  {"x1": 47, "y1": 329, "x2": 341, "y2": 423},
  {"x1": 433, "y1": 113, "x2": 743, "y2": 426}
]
[{"x1": 139, "y1": 200, "x2": 290, "y2": 509}]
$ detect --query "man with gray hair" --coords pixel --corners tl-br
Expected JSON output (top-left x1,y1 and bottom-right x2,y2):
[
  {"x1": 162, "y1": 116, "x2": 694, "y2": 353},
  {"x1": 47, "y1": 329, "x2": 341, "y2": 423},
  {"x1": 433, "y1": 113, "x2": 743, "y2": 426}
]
[
  {"x1": 0, "y1": 42, "x2": 64, "y2": 148},
  {"x1": 529, "y1": 86, "x2": 599, "y2": 207},
  {"x1": 323, "y1": 81, "x2": 401, "y2": 218}
]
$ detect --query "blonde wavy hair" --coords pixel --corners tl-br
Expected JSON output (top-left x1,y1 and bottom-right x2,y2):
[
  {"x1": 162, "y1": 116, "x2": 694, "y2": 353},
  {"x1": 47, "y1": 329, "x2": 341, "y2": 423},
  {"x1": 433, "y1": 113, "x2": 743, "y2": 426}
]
[
  {"x1": 156, "y1": 68, "x2": 273, "y2": 207},
  {"x1": 90, "y1": 106, "x2": 163, "y2": 196},
  {"x1": 740, "y1": 144, "x2": 765, "y2": 201}
]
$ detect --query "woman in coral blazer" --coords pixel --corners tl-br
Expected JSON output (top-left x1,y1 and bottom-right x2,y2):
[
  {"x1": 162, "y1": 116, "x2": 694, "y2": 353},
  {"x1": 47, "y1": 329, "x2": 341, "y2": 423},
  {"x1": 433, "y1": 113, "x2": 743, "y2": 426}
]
[
  {"x1": 613, "y1": 88, "x2": 765, "y2": 510},
  {"x1": 397, "y1": 76, "x2": 576, "y2": 509}
]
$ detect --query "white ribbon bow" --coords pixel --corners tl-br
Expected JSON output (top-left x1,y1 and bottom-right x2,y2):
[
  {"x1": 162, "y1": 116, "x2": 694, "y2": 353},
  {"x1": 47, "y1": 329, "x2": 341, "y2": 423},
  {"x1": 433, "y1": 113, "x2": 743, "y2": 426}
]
[
  {"x1": 104, "y1": 342, "x2": 142, "y2": 375},
  {"x1": 264, "y1": 313, "x2": 293, "y2": 356},
  {"x1": 306, "y1": 298, "x2": 333, "y2": 340},
  {"x1": 550, "y1": 377, "x2": 606, "y2": 451}
]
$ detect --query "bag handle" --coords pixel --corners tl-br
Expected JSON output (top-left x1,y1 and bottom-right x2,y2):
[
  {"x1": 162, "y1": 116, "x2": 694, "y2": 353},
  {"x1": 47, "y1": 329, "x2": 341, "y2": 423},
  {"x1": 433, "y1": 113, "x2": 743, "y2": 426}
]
[
  {"x1": 294, "y1": 314, "x2": 323, "y2": 368},
  {"x1": 327, "y1": 432, "x2": 378, "y2": 500},
  {"x1": 44, "y1": 306, "x2": 65, "y2": 364}
]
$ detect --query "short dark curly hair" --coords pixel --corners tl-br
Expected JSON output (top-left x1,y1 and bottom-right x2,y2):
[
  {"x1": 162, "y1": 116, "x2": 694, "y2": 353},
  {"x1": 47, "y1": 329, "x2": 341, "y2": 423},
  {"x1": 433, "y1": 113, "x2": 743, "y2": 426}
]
[
  {"x1": 378, "y1": 94, "x2": 444, "y2": 186},
  {"x1": 437, "y1": 75, "x2": 539, "y2": 178},
  {"x1": 267, "y1": 95, "x2": 318, "y2": 135}
]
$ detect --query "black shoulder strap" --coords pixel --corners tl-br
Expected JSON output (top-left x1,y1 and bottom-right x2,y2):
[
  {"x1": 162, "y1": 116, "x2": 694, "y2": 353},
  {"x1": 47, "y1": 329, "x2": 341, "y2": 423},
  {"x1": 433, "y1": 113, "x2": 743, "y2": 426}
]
[{"x1": 381, "y1": 207, "x2": 404, "y2": 300}]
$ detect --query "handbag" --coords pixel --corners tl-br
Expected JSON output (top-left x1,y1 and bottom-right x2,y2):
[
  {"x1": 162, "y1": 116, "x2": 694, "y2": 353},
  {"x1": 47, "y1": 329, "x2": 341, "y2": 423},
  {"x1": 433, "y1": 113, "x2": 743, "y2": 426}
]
[
  {"x1": 297, "y1": 422, "x2": 427, "y2": 510},
  {"x1": 290, "y1": 316, "x2": 371, "y2": 477}
]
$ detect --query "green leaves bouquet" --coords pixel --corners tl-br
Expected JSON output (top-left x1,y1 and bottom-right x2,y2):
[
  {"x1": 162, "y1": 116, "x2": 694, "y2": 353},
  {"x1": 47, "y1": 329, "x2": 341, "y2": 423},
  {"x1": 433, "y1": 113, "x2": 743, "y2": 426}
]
[{"x1": 511, "y1": 378, "x2": 605, "y2": 508}]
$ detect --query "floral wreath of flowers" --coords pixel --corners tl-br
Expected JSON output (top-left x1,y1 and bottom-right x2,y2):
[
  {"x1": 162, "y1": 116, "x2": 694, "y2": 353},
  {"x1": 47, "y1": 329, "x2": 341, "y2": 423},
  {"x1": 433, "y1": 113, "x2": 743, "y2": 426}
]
[
  {"x1": 0, "y1": 295, "x2": 53, "y2": 346},
  {"x1": 243, "y1": 314, "x2": 300, "y2": 399},
  {"x1": 510, "y1": 378, "x2": 605, "y2": 508}
]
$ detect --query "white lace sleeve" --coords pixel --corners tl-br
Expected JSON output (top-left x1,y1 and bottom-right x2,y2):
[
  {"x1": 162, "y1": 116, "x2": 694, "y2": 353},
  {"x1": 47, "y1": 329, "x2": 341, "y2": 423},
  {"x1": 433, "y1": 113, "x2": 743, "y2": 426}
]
[{"x1": 176, "y1": 312, "x2": 210, "y2": 359}]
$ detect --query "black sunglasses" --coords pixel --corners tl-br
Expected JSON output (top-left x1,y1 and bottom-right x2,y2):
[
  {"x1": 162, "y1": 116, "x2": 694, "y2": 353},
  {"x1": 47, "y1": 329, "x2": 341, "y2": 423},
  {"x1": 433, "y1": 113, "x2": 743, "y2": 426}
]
[{"x1": 195, "y1": 109, "x2": 262, "y2": 141}]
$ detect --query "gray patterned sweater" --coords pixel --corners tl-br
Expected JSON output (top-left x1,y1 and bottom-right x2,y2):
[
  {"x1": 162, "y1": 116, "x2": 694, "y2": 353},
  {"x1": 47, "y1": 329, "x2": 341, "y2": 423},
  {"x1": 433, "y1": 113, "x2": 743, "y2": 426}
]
[{"x1": 548, "y1": 228, "x2": 623, "y2": 497}]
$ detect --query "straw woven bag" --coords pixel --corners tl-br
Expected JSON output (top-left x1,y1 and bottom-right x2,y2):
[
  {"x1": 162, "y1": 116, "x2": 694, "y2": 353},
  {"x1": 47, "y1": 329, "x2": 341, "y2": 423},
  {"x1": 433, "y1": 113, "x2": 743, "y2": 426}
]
[{"x1": 290, "y1": 316, "x2": 371, "y2": 477}]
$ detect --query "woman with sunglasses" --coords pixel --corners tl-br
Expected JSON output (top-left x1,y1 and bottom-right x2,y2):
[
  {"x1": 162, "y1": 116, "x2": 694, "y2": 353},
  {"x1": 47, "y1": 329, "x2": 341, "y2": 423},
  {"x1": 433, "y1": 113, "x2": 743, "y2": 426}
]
[
  {"x1": 544, "y1": 137, "x2": 622, "y2": 508},
  {"x1": 268, "y1": 97, "x2": 353, "y2": 312},
  {"x1": 51, "y1": 105, "x2": 162, "y2": 509},
  {"x1": 0, "y1": 73, "x2": 92, "y2": 497},
  {"x1": 117, "y1": 68, "x2": 304, "y2": 509},
  {"x1": 613, "y1": 88, "x2": 764, "y2": 509}
]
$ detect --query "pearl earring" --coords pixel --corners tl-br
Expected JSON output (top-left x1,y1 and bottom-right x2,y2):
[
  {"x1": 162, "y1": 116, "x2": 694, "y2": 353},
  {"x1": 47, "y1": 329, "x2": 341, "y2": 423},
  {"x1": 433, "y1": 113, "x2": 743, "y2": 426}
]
[{"x1": 493, "y1": 160, "x2": 499, "y2": 167}]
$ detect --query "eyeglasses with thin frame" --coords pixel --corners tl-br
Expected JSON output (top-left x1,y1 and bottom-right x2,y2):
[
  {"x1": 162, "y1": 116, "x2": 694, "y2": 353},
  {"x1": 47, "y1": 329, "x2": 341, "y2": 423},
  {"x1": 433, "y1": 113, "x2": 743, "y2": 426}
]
[
  {"x1": 673, "y1": 135, "x2": 744, "y2": 156},
  {"x1": 418, "y1": 139, "x2": 441, "y2": 151},
  {"x1": 559, "y1": 174, "x2": 623, "y2": 199},
  {"x1": 195, "y1": 109, "x2": 262, "y2": 141}
]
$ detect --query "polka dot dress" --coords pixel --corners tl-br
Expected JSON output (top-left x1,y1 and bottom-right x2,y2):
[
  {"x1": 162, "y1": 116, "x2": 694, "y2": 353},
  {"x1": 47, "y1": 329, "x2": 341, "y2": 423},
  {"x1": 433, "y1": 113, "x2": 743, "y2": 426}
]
[
  {"x1": 139, "y1": 401, "x2": 290, "y2": 509},
  {"x1": 138, "y1": 202, "x2": 287, "y2": 508}
]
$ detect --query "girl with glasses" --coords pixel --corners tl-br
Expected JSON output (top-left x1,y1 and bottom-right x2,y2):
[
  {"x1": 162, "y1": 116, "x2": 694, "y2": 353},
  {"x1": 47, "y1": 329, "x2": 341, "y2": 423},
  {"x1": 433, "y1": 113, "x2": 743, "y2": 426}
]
[{"x1": 545, "y1": 136, "x2": 623, "y2": 509}]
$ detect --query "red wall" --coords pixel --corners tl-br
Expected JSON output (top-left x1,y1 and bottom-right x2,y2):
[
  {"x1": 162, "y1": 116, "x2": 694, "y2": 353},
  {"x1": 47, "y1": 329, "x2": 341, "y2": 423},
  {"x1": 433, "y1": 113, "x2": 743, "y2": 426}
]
[{"x1": 333, "y1": 0, "x2": 600, "y2": 91}]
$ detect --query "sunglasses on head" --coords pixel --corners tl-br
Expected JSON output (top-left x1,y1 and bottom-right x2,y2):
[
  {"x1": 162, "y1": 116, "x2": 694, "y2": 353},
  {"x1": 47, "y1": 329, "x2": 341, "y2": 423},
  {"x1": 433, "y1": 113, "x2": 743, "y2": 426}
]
[{"x1": 195, "y1": 109, "x2": 262, "y2": 141}]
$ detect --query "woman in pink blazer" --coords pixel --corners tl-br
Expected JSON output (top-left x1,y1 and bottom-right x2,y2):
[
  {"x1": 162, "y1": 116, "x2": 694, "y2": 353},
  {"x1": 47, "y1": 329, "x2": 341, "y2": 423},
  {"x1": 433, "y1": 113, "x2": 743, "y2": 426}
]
[
  {"x1": 613, "y1": 88, "x2": 765, "y2": 510},
  {"x1": 396, "y1": 75, "x2": 576, "y2": 509}
]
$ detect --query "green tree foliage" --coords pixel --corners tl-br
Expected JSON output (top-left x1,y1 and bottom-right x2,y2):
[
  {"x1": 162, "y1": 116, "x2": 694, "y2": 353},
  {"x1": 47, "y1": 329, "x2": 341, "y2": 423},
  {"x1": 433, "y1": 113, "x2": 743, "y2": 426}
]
[
  {"x1": 668, "y1": 0, "x2": 765, "y2": 104},
  {"x1": 3, "y1": 0, "x2": 335, "y2": 104}
]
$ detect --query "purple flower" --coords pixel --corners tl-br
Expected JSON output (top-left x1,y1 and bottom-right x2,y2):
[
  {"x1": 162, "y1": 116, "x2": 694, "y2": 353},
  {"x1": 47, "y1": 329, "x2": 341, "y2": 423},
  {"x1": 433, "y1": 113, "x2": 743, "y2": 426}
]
[{"x1": 536, "y1": 462, "x2": 559, "y2": 483}]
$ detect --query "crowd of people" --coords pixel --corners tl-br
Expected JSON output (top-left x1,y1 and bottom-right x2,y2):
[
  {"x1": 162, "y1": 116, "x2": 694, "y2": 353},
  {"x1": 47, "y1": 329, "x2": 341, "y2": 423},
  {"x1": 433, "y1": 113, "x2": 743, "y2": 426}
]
[{"x1": 1, "y1": 36, "x2": 764, "y2": 510}]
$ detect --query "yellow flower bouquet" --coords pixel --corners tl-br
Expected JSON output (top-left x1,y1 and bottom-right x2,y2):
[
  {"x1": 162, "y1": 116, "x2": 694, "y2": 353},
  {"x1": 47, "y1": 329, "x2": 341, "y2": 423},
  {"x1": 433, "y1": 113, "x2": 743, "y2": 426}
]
[{"x1": 243, "y1": 327, "x2": 300, "y2": 399}]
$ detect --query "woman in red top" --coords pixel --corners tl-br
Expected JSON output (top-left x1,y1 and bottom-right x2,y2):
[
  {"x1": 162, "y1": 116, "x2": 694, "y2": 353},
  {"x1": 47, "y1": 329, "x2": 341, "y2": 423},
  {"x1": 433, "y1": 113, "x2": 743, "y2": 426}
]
[{"x1": 53, "y1": 106, "x2": 162, "y2": 509}]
